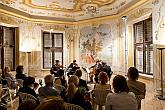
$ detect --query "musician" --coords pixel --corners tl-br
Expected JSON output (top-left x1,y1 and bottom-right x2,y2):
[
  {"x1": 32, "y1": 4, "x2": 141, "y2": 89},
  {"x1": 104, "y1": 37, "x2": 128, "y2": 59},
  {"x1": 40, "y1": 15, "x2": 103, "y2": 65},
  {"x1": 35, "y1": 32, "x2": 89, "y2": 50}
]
[
  {"x1": 50, "y1": 60, "x2": 62, "y2": 77},
  {"x1": 90, "y1": 60, "x2": 102, "y2": 83},
  {"x1": 102, "y1": 62, "x2": 112, "y2": 80},
  {"x1": 67, "y1": 60, "x2": 79, "y2": 77}
]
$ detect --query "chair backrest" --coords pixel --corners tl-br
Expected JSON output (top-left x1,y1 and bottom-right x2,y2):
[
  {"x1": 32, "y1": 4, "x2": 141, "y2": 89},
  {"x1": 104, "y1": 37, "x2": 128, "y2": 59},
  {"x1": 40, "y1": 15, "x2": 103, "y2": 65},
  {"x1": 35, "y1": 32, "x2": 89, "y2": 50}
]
[
  {"x1": 16, "y1": 79, "x2": 23, "y2": 88},
  {"x1": 64, "y1": 103, "x2": 84, "y2": 110},
  {"x1": 94, "y1": 89, "x2": 110, "y2": 106},
  {"x1": 18, "y1": 92, "x2": 37, "y2": 102}
]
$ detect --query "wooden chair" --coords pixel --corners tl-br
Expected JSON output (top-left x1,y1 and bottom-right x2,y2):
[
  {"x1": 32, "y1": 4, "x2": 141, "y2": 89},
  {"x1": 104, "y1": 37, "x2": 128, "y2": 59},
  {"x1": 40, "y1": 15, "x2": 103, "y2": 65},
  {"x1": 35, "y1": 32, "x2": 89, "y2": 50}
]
[
  {"x1": 18, "y1": 92, "x2": 37, "y2": 103},
  {"x1": 64, "y1": 103, "x2": 84, "y2": 110},
  {"x1": 92, "y1": 89, "x2": 110, "y2": 110},
  {"x1": 135, "y1": 95, "x2": 145, "y2": 110}
]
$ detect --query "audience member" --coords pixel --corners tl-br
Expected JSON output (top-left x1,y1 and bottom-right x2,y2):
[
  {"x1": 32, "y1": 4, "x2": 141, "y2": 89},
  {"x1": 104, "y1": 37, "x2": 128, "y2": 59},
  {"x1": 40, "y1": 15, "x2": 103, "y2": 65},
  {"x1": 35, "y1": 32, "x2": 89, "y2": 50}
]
[
  {"x1": 35, "y1": 97, "x2": 65, "y2": 110},
  {"x1": 58, "y1": 69, "x2": 67, "y2": 88},
  {"x1": 16, "y1": 65, "x2": 26, "y2": 81},
  {"x1": 127, "y1": 67, "x2": 146, "y2": 110},
  {"x1": 65, "y1": 75, "x2": 92, "y2": 110},
  {"x1": 94, "y1": 71, "x2": 111, "y2": 90},
  {"x1": 18, "y1": 76, "x2": 39, "y2": 104},
  {"x1": 54, "y1": 78, "x2": 66, "y2": 99},
  {"x1": 17, "y1": 99, "x2": 38, "y2": 110},
  {"x1": 105, "y1": 75, "x2": 137, "y2": 110},
  {"x1": 75, "y1": 69, "x2": 89, "y2": 91},
  {"x1": 38, "y1": 75, "x2": 59, "y2": 99}
]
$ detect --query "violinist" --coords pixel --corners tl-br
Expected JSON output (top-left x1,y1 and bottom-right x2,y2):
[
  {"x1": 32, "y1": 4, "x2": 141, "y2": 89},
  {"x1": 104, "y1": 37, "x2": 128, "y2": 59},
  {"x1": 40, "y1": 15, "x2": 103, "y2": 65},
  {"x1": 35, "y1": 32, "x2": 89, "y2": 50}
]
[{"x1": 50, "y1": 60, "x2": 62, "y2": 77}]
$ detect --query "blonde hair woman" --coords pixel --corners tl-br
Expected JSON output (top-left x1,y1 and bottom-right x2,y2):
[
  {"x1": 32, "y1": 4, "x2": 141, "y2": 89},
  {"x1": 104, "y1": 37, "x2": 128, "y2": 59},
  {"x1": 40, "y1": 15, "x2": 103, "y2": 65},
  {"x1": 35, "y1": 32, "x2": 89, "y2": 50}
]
[{"x1": 66, "y1": 75, "x2": 92, "y2": 110}]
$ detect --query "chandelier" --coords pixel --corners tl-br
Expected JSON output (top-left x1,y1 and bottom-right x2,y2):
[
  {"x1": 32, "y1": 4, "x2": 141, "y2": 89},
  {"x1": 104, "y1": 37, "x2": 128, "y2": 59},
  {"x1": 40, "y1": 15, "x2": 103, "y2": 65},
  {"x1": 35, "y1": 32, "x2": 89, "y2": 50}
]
[{"x1": 82, "y1": 3, "x2": 99, "y2": 16}]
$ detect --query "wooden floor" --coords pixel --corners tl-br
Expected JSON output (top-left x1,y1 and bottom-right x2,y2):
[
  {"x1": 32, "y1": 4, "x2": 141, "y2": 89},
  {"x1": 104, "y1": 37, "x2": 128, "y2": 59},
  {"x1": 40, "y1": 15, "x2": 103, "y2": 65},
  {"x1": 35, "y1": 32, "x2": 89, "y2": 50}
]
[{"x1": 8, "y1": 73, "x2": 165, "y2": 110}]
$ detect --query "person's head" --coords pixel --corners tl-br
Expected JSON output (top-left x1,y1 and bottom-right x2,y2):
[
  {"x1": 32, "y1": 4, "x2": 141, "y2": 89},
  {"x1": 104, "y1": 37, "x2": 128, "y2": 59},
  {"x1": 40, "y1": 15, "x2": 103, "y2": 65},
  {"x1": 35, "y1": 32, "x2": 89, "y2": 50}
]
[
  {"x1": 55, "y1": 60, "x2": 60, "y2": 64},
  {"x1": 44, "y1": 75, "x2": 54, "y2": 87},
  {"x1": 73, "y1": 60, "x2": 76, "y2": 64},
  {"x1": 54, "y1": 78, "x2": 62, "y2": 85},
  {"x1": 17, "y1": 99, "x2": 38, "y2": 110},
  {"x1": 96, "y1": 60, "x2": 100, "y2": 65},
  {"x1": 75, "y1": 69, "x2": 82, "y2": 78},
  {"x1": 99, "y1": 71, "x2": 109, "y2": 85},
  {"x1": 68, "y1": 75, "x2": 79, "y2": 86},
  {"x1": 127, "y1": 67, "x2": 139, "y2": 80},
  {"x1": 35, "y1": 97, "x2": 65, "y2": 110},
  {"x1": 4, "y1": 66, "x2": 10, "y2": 73},
  {"x1": 23, "y1": 76, "x2": 35, "y2": 88},
  {"x1": 102, "y1": 62, "x2": 106, "y2": 66},
  {"x1": 16, "y1": 65, "x2": 24, "y2": 74},
  {"x1": 113, "y1": 75, "x2": 129, "y2": 93}
]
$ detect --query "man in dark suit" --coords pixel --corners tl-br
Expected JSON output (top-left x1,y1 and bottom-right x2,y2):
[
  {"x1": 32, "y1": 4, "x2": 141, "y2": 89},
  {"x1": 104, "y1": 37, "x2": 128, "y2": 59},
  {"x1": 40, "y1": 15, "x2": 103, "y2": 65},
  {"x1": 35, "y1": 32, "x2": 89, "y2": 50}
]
[
  {"x1": 75, "y1": 69, "x2": 89, "y2": 91},
  {"x1": 67, "y1": 60, "x2": 79, "y2": 77}
]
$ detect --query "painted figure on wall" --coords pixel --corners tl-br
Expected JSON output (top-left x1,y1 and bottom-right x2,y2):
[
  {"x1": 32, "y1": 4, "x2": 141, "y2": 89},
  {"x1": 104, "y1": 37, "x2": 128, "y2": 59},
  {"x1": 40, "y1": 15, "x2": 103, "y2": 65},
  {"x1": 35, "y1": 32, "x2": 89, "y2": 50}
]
[{"x1": 80, "y1": 24, "x2": 113, "y2": 67}]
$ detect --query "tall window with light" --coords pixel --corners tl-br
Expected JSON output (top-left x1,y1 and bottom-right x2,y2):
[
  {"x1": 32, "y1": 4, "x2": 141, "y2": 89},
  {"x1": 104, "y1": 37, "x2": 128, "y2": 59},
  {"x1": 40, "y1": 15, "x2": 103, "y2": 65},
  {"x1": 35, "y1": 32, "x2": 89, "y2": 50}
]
[
  {"x1": 134, "y1": 17, "x2": 153, "y2": 75},
  {"x1": 43, "y1": 32, "x2": 63, "y2": 69}
]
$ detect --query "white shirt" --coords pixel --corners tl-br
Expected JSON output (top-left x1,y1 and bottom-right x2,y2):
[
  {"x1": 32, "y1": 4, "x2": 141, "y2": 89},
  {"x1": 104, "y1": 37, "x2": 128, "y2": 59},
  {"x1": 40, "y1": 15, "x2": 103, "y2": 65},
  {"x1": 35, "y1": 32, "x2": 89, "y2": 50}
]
[{"x1": 105, "y1": 92, "x2": 137, "y2": 110}]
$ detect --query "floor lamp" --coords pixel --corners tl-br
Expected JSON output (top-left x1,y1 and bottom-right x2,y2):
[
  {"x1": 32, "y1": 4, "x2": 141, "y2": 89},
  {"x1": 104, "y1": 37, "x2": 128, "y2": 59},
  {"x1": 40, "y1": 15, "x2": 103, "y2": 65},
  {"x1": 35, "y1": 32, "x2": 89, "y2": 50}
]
[{"x1": 157, "y1": 47, "x2": 165, "y2": 100}]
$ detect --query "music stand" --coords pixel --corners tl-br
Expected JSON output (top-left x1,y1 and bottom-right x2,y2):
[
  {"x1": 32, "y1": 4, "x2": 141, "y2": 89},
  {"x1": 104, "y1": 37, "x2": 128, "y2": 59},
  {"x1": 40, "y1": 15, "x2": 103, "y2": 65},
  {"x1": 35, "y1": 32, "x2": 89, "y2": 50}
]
[{"x1": 157, "y1": 48, "x2": 165, "y2": 100}]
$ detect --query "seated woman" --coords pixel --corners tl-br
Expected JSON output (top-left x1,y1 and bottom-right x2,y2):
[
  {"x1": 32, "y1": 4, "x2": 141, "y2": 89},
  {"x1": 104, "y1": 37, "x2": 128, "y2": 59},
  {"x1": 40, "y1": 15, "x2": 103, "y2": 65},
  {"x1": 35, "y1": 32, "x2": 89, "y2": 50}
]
[
  {"x1": 38, "y1": 75, "x2": 59, "y2": 100},
  {"x1": 105, "y1": 75, "x2": 137, "y2": 110},
  {"x1": 127, "y1": 67, "x2": 146, "y2": 110},
  {"x1": 3, "y1": 66, "x2": 17, "y2": 89},
  {"x1": 93, "y1": 71, "x2": 111, "y2": 110},
  {"x1": 54, "y1": 78, "x2": 66, "y2": 99},
  {"x1": 94, "y1": 71, "x2": 111, "y2": 90},
  {"x1": 65, "y1": 75, "x2": 92, "y2": 110}
]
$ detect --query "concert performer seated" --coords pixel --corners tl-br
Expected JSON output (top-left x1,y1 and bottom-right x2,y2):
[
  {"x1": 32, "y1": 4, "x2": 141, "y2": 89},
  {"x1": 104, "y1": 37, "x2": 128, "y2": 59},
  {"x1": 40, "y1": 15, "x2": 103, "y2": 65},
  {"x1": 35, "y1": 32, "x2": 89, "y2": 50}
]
[
  {"x1": 67, "y1": 60, "x2": 80, "y2": 77},
  {"x1": 50, "y1": 60, "x2": 63, "y2": 77},
  {"x1": 90, "y1": 60, "x2": 102, "y2": 83}
]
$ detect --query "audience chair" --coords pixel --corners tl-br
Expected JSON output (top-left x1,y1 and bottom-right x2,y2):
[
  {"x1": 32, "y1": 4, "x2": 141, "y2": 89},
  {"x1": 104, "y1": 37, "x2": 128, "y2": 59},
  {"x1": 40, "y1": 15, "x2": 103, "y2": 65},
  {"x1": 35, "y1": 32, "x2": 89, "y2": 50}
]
[
  {"x1": 1, "y1": 87, "x2": 13, "y2": 107},
  {"x1": 135, "y1": 95, "x2": 145, "y2": 110},
  {"x1": 64, "y1": 103, "x2": 84, "y2": 110},
  {"x1": 18, "y1": 92, "x2": 37, "y2": 103},
  {"x1": 92, "y1": 89, "x2": 110, "y2": 110}
]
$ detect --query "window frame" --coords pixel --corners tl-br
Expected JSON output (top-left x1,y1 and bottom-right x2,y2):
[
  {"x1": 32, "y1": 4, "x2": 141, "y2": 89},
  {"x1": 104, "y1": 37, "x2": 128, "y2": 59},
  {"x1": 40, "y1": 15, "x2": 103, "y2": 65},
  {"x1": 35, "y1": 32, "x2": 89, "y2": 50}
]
[
  {"x1": 0, "y1": 26, "x2": 16, "y2": 71},
  {"x1": 133, "y1": 17, "x2": 153, "y2": 75},
  {"x1": 42, "y1": 32, "x2": 63, "y2": 69}
]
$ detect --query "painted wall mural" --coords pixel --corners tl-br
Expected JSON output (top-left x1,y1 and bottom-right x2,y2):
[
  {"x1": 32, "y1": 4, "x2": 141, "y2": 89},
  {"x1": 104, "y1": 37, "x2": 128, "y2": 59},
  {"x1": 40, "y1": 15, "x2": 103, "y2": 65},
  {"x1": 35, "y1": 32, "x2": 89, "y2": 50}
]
[{"x1": 79, "y1": 24, "x2": 114, "y2": 67}]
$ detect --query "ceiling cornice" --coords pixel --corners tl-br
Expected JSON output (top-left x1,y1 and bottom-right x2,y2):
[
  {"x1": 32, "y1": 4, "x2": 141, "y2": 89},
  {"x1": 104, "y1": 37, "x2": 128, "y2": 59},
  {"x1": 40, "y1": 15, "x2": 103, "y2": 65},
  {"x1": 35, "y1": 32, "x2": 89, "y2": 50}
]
[{"x1": 0, "y1": 0, "x2": 151, "y2": 25}]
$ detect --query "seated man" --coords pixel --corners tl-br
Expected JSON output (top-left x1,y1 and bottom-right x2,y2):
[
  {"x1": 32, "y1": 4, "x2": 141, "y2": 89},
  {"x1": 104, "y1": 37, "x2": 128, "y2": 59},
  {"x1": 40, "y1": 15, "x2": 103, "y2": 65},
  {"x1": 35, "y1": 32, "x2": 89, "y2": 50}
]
[
  {"x1": 38, "y1": 75, "x2": 59, "y2": 100},
  {"x1": 67, "y1": 60, "x2": 79, "y2": 77},
  {"x1": 127, "y1": 67, "x2": 146, "y2": 110},
  {"x1": 50, "y1": 60, "x2": 62, "y2": 77},
  {"x1": 90, "y1": 60, "x2": 102, "y2": 83},
  {"x1": 102, "y1": 62, "x2": 113, "y2": 80},
  {"x1": 18, "y1": 76, "x2": 39, "y2": 104},
  {"x1": 15, "y1": 65, "x2": 26, "y2": 81}
]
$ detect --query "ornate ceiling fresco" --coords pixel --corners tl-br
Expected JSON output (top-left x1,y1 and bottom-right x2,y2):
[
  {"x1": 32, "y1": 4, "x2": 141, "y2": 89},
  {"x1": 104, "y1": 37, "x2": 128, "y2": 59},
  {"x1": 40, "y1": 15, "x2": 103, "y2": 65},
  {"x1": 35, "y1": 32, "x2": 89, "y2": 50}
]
[{"x1": 0, "y1": 0, "x2": 140, "y2": 21}]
